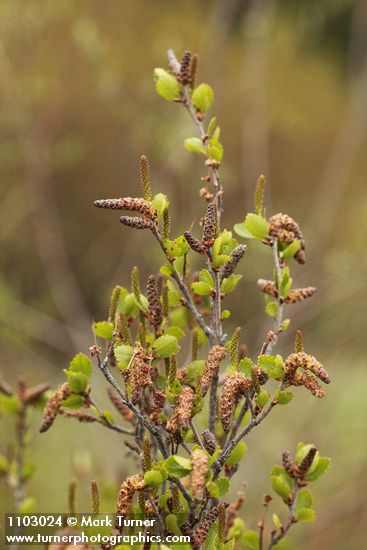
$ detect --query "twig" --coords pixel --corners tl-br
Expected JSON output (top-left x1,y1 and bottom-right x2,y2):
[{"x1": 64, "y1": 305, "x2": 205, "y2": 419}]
[
  {"x1": 189, "y1": 420, "x2": 206, "y2": 451},
  {"x1": 267, "y1": 481, "x2": 300, "y2": 549}
]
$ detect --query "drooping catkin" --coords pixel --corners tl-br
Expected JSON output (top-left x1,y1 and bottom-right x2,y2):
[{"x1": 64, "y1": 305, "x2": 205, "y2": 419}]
[
  {"x1": 116, "y1": 474, "x2": 146, "y2": 516},
  {"x1": 220, "y1": 373, "x2": 252, "y2": 432},
  {"x1": 201, "y1": 429, "x2": 218, "y2": 455},
  {"x1": 91, "y1": 480, "x2": 100, "y2": 514},
  {"x1": 230, "y1": 327, "x2": 241, "y2": 368},
  {"x1": 254, "y1": 174, "x2": 266, "y2": 215},
  {"x1": 23, "y1": 383, "x2": 50, "y2": 405},
  {"x1": 191, "y1": 504, "x2": 228, "y2": 548},
  {"x1": 150, "y1": 389, "x2": 166, "y2": 425},
  {"x1": 130, "y1": 343, "x2": 153, "y2": 404},
  {"x1": 221, "y1": 245, "x2": 246, "y2": 280},
  {"x1": 218, "y1": 502, "x2": 227, "y2": 543},
  {"x1": 120, "y1": 216, "x2": 155, "y2": 230},
  {"x1": 184, "y1": 231, "x2": 206, "y2": 254},
  {"x1": 140, "y1": 155, "x2": 152, "y2": 202},
  {"x1": 296, "y1": 447, "x2": 317, "y2": 477},
  {"x1": 180, "y1": 50, "x2": 192, "y2": 85},
  {"x1": 284, "y1": 352, "x2": 330, "y2": 384},
  {"x1": 257, "y1": 279, "x2": 317, "y2": 304},
  {"x1": 190, "y1": 448, "x2": 209, "y2": 500},
  {"x1": 94, "y1": 197, "x2": 157, "y2": 220},
  {"x1": 202, "y1": 203, "x2": 217, "y2": 249},
  {"x1": 39, "y1": 383, "x2": 70, "y2": 433},
  {"x1": 268, "y1": 213, "x2": 305, "y2": 264},
  {"x1": 146, "y1": 275, "x2": 163, "y2": 327},
  {"x1": 59, "y1": 409, "x2": 98, "y2": 423},
  {"x1": 201, "y1": 346, "x2": 227, "y2": 396},
  {"x1": 107, "y1": 387, "x2": 134, "y2": 422},
  {"x1": 167, "y1": 386, "x2": 195, "y2": 433},
  {"x1": 108, "y1": 285, "x2": 121, "y2": 323}
]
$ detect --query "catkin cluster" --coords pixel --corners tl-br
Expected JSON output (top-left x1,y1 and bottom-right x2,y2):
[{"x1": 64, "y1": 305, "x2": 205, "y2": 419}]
[
  {"x1": 191, "y1": 504, "x2": 228, "y2": 548},
  {"x1": 257, "y1": 279, "x2": 317, "y2": 304},
  {"x1": 268, "y1": 213, "x2": 305, "y2": 264},
  {"x1": 284, "y1": 352, "x2": 330, "y2": 398},
  {"x1": 184, "y1": 203, "x2": 217, "y2": 254},
  {"x1": 201, "y1": 345, "x2": 227, "y2": 396},
  {"x1": 220, "y1": 373, "x2": 252, "y2": 432}
]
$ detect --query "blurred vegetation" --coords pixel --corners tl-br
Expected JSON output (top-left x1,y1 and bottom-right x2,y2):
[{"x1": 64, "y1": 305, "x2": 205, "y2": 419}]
[{"x1": 0, "y1": 0, "x2": 366, "y2": 548}]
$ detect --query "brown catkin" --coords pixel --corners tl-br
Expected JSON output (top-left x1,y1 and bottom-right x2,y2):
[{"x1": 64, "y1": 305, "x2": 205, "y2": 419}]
[
  {"x1": 23, "y1": 383, "x2": 50, "y2": 405},
  {"x1": 120, "y1": 216, "x2": 154, "y2": 230},
  {"x1": 284, "y1": 352, "x2": 330, "y2": 384},
  {"x1": 116, "y1": 474, "x2": 145, "y2": 516},
  {"x1": 150, "y1": 389, "x2": 166, "y2": 425},
  {"x1": 180, "y1": 50, "x2": 192, "y2": 85},
  {"x1": 257, "y1": 279, "x2": 317, "y2": 304},
  {"x1": 0, "y1": 377, "x2": 13, "y2": 396},
  {"x1": 201, "y1": 429, "x2": 218, "y2": 455},
  {"x1": 39, "y1": 383, "x2": 70, "y2": 433},
  {"x1": 225, "y1": 489, "x2": 245, "y2": 538},
  {"x1": 141, "y1": 436, "x2": 152, "y2": 472},
  {"x1": 295, "y1": 330, "x2": 304, "y2": 353},
  {"x1": 91, "y1": 480, "x2": 100, "y2": 514},
  {"x1": 297, "y1": 447, "x2": 317, "y2": 477},
  {"x1": 184, "y1": 231, "x2": 206, "y2": 254},
  {"x1": 268, "y1": 213, "x2": 305, "y2": 264},
  {"x1": 190, "y1": 53, "x2": 198, "y2": 89},
  {"x1": 146, "y1": 275, "x2": 163, "y2": 327},
  {"x1": 59, "y1": 409, "x2": 98, "y2": 423},
  {"x1": 202, "y1": 203, "x2": 216, "y2": 249},
  {"x1": 163, "y1": 207, "x2": 171, "y2": 240},
  {"x1": 191, "y1": 504, "x2": 228, "y2": 548},
  {"x1": 140, "y1": 155, "x2": 152, "y2": 202},
  {"x1": 191, "y1": 330, "x2": 199, "y2": 361},
  {"x1": 107, "y1": 387, "x2": 134, "y2": 422},
  {"x1": 190, "y1": 448, "x2": 209, "y2": 500},
  {"x1": 167, "y1": 49, "x2": 181, "y2": 77},
  {"x1": 218, "y1": 503, "x2": 227, "y2": 543},
  {"x1": 230, "y1": 328, "x2": 241, "y2": 368},
  {"x1": 94, "y1": 197, "x2": 157, "y2": 220},
  {"x1": 292, "y1": 371, "x2": 325, "y2": 398},
  {"x1": 130, "y1": 343, "x2": 153, "y2": 404},
  {"x1": 254, "y1": 174, "x2": 266, "y2": 215},
  {"x1": 282, "y1": 451, "x2": 295, "y2": 477},
  {"x1": 221, "y1": 245, "x2": 247, "y2": 280},
  {"x1": 220, "y1": 373, "x2": 252, "y2": 432},
  {"x1": 201, "y1": 346, "x2": 227, "y2": 396},
  {"x1": 167, "y1": 386, "x2": 195, "y2": 433}
]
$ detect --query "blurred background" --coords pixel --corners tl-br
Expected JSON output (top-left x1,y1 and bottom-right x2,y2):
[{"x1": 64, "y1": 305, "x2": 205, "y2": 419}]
[{"x1": 1, "y1": 0, "x2": 366, "y2": 548}]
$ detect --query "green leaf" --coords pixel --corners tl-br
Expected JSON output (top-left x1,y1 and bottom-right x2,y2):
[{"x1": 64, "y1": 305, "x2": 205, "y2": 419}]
[
  {"x1": 233, "y1": 222, "x2": 254, "y2": 239},
  {"x1": 280, "y1": 319, "x2": 291, "y2": 331},
  {"x1": 208, "y1": 139, "x2": 223, "y2": 162},
  {"x1": 69, "y1": 353, "x2": 92, "y2": 378},
  {"x1": 192, "y1": 83, "x2": 214, "y2": 112},
  {"x1": 207, "y1": 117, "x2": 217, "y2": 135},
  {"x1": 60, "y1": 394, "x2": 85, "y2": 409},
  {"x1": 227, "y1": 442, "x2": 248, "y2": 466},
  {"x1": 243, "y1": 530, "x2": 260, "y2": 550},
  {"x1": 160, "y1": 263, "x2": 174, "y2": 276},
  {"x1": 204, "y1": 524, "x2": 219, "y2": 550},
  {"x1": 228, "y1": 518, "x2": 245, "y2": 540},
  {"x1": 256, "y1": 390, "x2": 270, "y2": 408},
  {"x1": 296, "y1": 489, "x2": 313, "y2": 512},
  {"x1": 295, "y1": 443, "x2": 316, "y2": 465},
  {"x1": 19, "y1": 497, "x2": 36, "y2": 514},
  {"x1": 92, "y1": 321, "x2": 114, "y2": 340},
  {"x1": 221, "y1": 274, "x2": 242, "y2": 294},
  {"x1": 306, "y1": 457, "x2": 331, "y2": 481},
  {"x1": 152, "y1": 193, "x2": 169, "y2": 220},
  {"x1": 114, "y1": 344, "x2": 134, "y2": 369},
  {"x1": 184, "y1": 137, "x2": 206, "y2": 155},
  {"x1": 154, "y1": 68, "x2": 180, "y2": 101},
  {"x1": 207, "y1": 481, "x2": 220, "y2": 499},
  {"x1": 154, "y1": 335, "x2": 180, "y2": 358},
  {"x1": 65, "y1": 371, "x2": 88, "y2": 394},
  {"x1": 186, "y1": 360, "x2": 206, "y2": 383},
  {"x1": 165, "y1": 513, "x2": 180, "y2": 535},
  {"x1": 217, "y1": 476, "x2": 230, "y2": 496},
  {"x1": 199, "y1": 269, "x2": 214, "y2": 287},
  {"x1": 164, "y1": 236, "x2": 189, "y2": 258},
  {"x1": 265, "y1": 300, "x2": 278, "y2": 318},
  {"x1": 222, "y1": 309, "x2": 231, "y2": 319},
  {"x1": 271, "y1": 475, "x2": 292, "y2": 500},
  {"x1": 272, "y1": 513, "x2": 282, "y2": 529},
  {"x1": 164, "y1": 326, "x2": 185, "y2": 340},
  {"x1": 244, "y1": 213, "x2": 269, "y2": 240},
  {"x1": 274, "y1": 389, "x2": 294, "y2": 405},
  {"x1": 224, "y1": 539, "x2": 235, "y2": 550},
  {"x1": 282, "y1": 240, "x2": 301, "y2": 260},
  {"x1": 165, "y1": 455, "x2": 192, "y2": 477},
  {"x1": 144, "y1": 470, "x2": 163, "y2": 488},
  {"x1": 238, "y1": 357, "x2": 253, "y2": 376},
  {"x1": 296, "y1": 508, "x2": 316, "y2": 522},
  {"x1": 0, "y1": 395, "x2": 20, "y2": 414},
  {"x1": 192, "y1": 281, "x2": 212, "y2": 296},
  {"x1": 258, "y1": 355, "x2": 284, "y2": 379}
]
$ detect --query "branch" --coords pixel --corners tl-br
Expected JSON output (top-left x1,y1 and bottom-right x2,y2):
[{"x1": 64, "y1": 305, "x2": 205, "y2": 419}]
[{"x1": 267, "y1": 481, "x2": 300, "y2": 549}]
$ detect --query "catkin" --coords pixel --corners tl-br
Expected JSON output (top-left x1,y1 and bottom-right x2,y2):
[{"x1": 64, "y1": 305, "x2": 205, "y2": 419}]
[
  {"x1": 282, "y1": 451, "x2": 295, "y2": 477},
  {"x1": 191, "y1": 504, "x2": 228, "y2": 548},
  {"x1": 23, "y1": 383, "x2": 50, "y2": 405},
  {"x1": 146, "y1": 275, "x2": 163, "y2": 327},
  {"x1": 221, "y1": 245, "x2": 247, "y2": 280},
  {"x1": 190, "y1": 449, "x2": 209, "y2": 500},
  {"x1": 167, "y1": 386, "x2": 195, "y2": 433},
  {"x1": 184, "y1": 231, "x2": 206, "y2": 254},
  {"x1": 180, "y1": 50, "x2": 192, "y2": 85},
  {"x1": 269, "y1": 213, "x2": 305, "y2": 264},
  {"x1": 94, "y1": 197, "x2": 157, "y2": 220},
  {"x1": 140, "y1": 155, "x2": 152, "y2": 202},
  {"x1": 0, "y1": 377, "x2": 13, "y2": 396},
  {"x1": 257, "y1": 279, "x2": 317, "y2": 304},
  {"x1": 220, "y1": 373, "x2": 251, "y2": 432},
  {"x1": 150, "y1": 389, "x2": 166, "y2": 425},
  {"x1": 296, "y1": 447, "x2": 317, "y2": 477},
  {"x1": 130, "y1": 343, "x2": 153, "y2": 404},
  {"x1": 284, "y1": 352, "x2": 330, "y2": 383},
  {"x1": 116, "y1": 474, "x2": 145, "y2": 516},
  {"x1": 201, "y1": 346, "x2": 227, "y2": 396},
  {"x1": 201, "y1": 429, "x2": 218, "y2": 455},
  {"x1": 39, "y1": 383, "x2": 70, "y2": 433},
  {"x1": 120, "y1": 216, "x2": 154, "y2": 230},
  {"x1": 202, "y1": 203, "x2": 216, "y2": 249},
  {"x1": 107, "y1": 387, "x2": 134, "y2": 422},
  {"x1": 91, "y1": 480, "x2": 100, "y2": 514}
]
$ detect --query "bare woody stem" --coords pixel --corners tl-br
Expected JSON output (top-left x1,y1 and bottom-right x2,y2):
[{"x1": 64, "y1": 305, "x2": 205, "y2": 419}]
[{"x1": 267, "y1": 481, "x2": 300, "y2": 549}]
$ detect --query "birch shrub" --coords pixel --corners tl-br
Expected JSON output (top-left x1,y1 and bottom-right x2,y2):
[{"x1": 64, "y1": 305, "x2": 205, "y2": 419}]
[{"x1": 39, "y1": 49, "x2": 331, "y2": 550}]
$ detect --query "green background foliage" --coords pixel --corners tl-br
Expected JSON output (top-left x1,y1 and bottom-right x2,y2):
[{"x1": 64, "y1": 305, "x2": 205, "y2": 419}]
[{"x1": 0, "y1": 1, "x2": 366, "y2": 548}]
